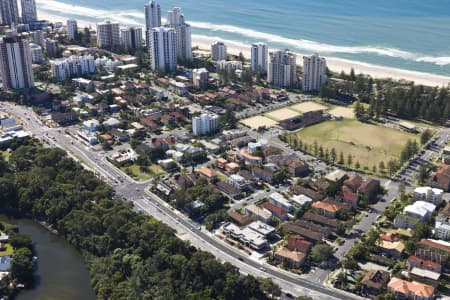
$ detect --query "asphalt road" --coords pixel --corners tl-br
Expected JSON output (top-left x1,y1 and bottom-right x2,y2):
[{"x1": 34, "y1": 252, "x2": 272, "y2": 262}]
[{"x1": 1, "y1": 102, "x2": 361, "y2": 300}]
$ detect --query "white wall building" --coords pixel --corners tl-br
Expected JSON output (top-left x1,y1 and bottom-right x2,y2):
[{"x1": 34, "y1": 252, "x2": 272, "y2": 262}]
[
  {"x1": 166, "y1": 7, "x2": 192, "y2": 62},
  {"x1": 0, "y1": 30, "x2": 34, "y2": 89},
  {"x1": 251, "y1": 42, "x2": 268, "y2": 75},
  {"x1": 269, "y1": 192, "x2": 294, "y2": 213},
  {"x1": 144, "y1": 0, "x2": 161, "y2": 50},
  {"x1": 216, "y1": 60, "x2": 242, "y2": 73},
  {"x1": 302, "y1": 53, "x2": 327, "y2": 92},
  {"x1": 394, "y1": 201, "x2": 436, "y2": 229},
  {"x1": 29, "y1": 43, "x2": 43, "y2": 64},
  {"x1": 192, "y1": 68, "x2": 208, "y2": 89},
  {"x1": 268, "y1": 49, "x2": 297, "y2": 88},
  {"x1": 228, "y1": 174, "x2": 248, "y2": 190},
  {"x1": 192, "y1": 113, "x2": 219, "y2": 136},
  {"x1": 120, "y1": 27, "x2": 143, "y2": 50},
  {"x1": 66, "y1": 19, "x2": 78, "y2": 40},
  {"x1": 50, "y1": 55, "x2": 95, "y2": 81},
  {"x1": 96, "y1": 21, "x2": 120, "y2": 49},
  {"x1": 148, "y1": 26, "x2": 176, "y2": 72},
  {"x1": 211, "y1": 41, "x2": 227, "y2": 61},
  {"x1": 413, "y1": 186, "x2": 443, "y2": 205}
]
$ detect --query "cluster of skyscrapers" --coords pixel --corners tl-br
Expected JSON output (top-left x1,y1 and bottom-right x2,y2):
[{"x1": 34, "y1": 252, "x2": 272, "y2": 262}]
[{"x1": 0, "y1": 0, "x2": 37, "y2": 26}]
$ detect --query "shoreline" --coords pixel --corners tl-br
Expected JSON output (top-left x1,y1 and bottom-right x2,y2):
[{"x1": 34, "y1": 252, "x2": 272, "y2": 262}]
[{"x1": 38, "y1": 10, "x2": 450, "y2": 87}]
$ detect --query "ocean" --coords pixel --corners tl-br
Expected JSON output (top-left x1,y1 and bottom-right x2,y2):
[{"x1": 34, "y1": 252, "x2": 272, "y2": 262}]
[{"x1": 36, "y1": 0, "x2": 450, "y2": 76}]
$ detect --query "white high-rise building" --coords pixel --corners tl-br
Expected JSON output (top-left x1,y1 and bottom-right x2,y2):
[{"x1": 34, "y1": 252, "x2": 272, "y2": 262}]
[
  {"x1": 166, "y1": 7, "x2": 192, "y2": 62},
  {"x1": 29, "y1": 43, "x2": 43, "y2": 64},
  {"x1": 302, "y1": 54, "x2": 327, "y2": 92},
  {"x1": 120, "y1": 27, "x2": 143, "y2": 50},
  {"x1": 268, "y1": 49, "x2": 297, "y2": 88},
  {"x1": 192, "y1": 68, "x2": 209, "y2": 89},
  {"x1": 0, "y1": 30, "x2": 34, "y2": 89},
  {"x1": 192, "y1": 113, "x2": 219, "y2": 136},
  {"x1": 66, "y1": 19, "x2": 78, "y2": 41},
  {"x1": 96, "y1": 21, "x2": 120, "y2": 49},
  {"x1": 211, "y1": 41, "x2": 227, "y2": 61},
  {"x1": 0, "y1": 0, "x2": 18, "y2": 26},
  {"x1": 148, "y1": 26, "x2": 176, "y2": 72},
  {"x1": 251, "y1": 42, "x2": 268, "y2": 75},
  {"x1": 144, "y1": 0, "x2": 161, "y2": 50},
  {"x1": 50, "y1": 54, "x2": 95, "y2": 82},
  {"x1": 20, "y1": 0, "x2": 37, "y2": 25}
]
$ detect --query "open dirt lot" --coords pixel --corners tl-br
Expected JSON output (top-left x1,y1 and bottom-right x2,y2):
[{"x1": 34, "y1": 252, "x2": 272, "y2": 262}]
[
  {"x1": 240, "y1": 115, "x2": 279, "y2": 130},
  {"x1": 290, "y1": 102, "x2": 327, "y2": 113},
  {"x1": 265, "y1": 108, "x2": 301, "y2": 121}
]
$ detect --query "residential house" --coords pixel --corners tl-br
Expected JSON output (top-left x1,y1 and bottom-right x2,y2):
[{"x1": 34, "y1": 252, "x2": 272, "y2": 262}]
[
  {"x1": 407, "y1": 256, "x2": 442, "y2": 285},
  {"x1": 51, "y1": 111, "x2": 78, "y2": 126},
  {"x1": 435, "y1": 202, "x2": 450, "y2": 240},
  {"x1": 388, "y1": 278, "x2": 435, "y2": 300},
  {"x1": 262, "y1": 202, "x2": 288, "y2": 221},
  {"x1": 152, "y1": 137, "x2": 176, "y2": 150},
  {"x1": 287, "y1": 235, "x2": 312, "y2": 253},
  {"x1": 274, "y1": 247, "x2": 306, "y2": 268},
  {"x1": 174, "y1": 173, "x2": 197, "y2": 190},
  {"x1": 245, "y1": 204, "x2": 272, "y2": 223},
  {"x1": 269, "y1": 192, "x2": 294, "y2": 213},
  {"x1": 343, "y1": 175, "x2": 363, "y2": 193},
  {"x1": 361, "y1": 270, "x2": 390, "y2": 296},
  {"x1": 325, "y1": 170, "x2": 348, "y2": 184},
  {"x1": 428, "y1": 164, "x2": 450, "y2": 192},
  {"x1": 289, "y1": 185, "x2": 325, "y2": 201},
  {"x1": 228, "y1": 174, "x2": 248, "y2": 190},
  {"x1": 379, "y1": 232, "x2": 399, "y2": 242},
  {"x1": 358, "y1": 179, "x2": 381, "y2": 198},
  {"x1": 311, "y1": 200, "x2": 351, "y2": 218},
  {"x1": 336, "y1": 191, "x2": 359, "y2": 207},
  {"x1": 280, "y1": 222, "x2": 324, "y2": 243},
  {"x1": 301, "y1": 212, "x2": 338, "y2": 228},
  {"x1": 110, "y1": 129, "x2": 129, "y2": 142},
  {"x1": 240, "y1": 149, "x2": 263, "y2": 166},
  {"x1": 228, "y1": 210, "x2": 253, "y2": 226},
  {"x1": 197, "y1": 167, "x2": 217, "y2": 182},
  {"x1": 377, "y1": 239, "x2": 405, "y2": 259},
  {"x1": 293, "y1": 220, "x2": 331, "y2": 236},
  {"x1": 252, "y1": 167, "x2": 274, "y2": 184},
  {"x1": 215, "y1": 181, "x2": 241, "y2": 199},
  {"x1": 416, "y1": 239, "x2": 450, "y2": 265}
]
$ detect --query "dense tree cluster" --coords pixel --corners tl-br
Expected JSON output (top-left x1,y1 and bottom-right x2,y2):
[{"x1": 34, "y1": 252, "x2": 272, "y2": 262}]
[
  {"x1": 0, "y1": 143, "x2": 277, "y2": 299},
  {"x1": 321, "y1": 70, "x2": 450, "y2": 123}
]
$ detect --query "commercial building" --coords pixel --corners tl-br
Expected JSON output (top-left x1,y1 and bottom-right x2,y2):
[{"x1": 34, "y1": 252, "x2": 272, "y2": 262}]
[
  {"x1": 0, "y1": 30, "x2": 34, "y2": 89},
  {"x1": 29, "y1": 43, "x2": 43, "y2": 63},
  {"x1": 0, "y1": 0, "x2": 18, "y2": 25},
  {"x1": 144, "y1": 0, "x2": 161, "y2": 51},
  {"x1": 21, "y1": 0, "x2": 37, "y2": 25},
  {"x1": 251, "y1": 42, "x2": 268, "y2": 75},
  {"x1": 66, "y1": 19, "x2": 78, "y2": 40},
  {"x1": 211, "y1": 41, "x2": 227, "y2": 61},
  {"x1": 148, "y1": 26, "x2": 176, "y2": 72},
  {"x1": 302, "y1": 53, "x2": 327, "y2": 92},
  {"x1": 96, "y1": 21, "x2": 120, "y2": 49},
  {"x1": 268, "y1": 49, "x2": 297, "y2": 88},
  {"x1": 166, "y1": 7, "x2": 192, "y2": 62},
  {"x1": 120, "y1": 27, "x2": 143, "y2": 50},
  {"x1": 192, "y1": 68, "x2": 208, "y2": 89},
  {"x1": 33, "y1": 29, "x2": 43, "y2": 46},
  {"x1": 50, "y1": 55, "x2": 95, "y2": 82},
  {"x1": 192, "y1": 113, "x2": 218, "y2": 136},
  {"x1": 222, "y1": 222, "x2": 268, "y2": 250},
  {"x1": 44, "y1": 38, "x2": 58, "y2": 57}
]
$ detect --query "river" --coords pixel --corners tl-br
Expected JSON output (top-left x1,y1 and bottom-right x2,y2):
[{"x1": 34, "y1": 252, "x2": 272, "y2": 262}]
[{"x1": 0, "y1": 216, "x2": 96, "y2": 300}]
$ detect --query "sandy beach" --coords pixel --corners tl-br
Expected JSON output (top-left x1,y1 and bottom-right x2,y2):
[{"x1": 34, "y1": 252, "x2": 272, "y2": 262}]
[{"x1": 39, "y1": 10, "x2": 450, "y2": 87}]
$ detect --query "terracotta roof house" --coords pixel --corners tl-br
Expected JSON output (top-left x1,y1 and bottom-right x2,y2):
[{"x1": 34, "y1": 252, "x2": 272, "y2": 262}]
[
  {"x1": 428, "y1": 164, "x2": 450, "y2": 191},
  {"x1": 336, "y1": 191, "x2": 359, "y2": 207},
  {"x1": 262, "y1": 202, "x2": 288, "y2": 221},
  {"x1": 274, "y1": 247, "x2": 306, "y2": 268},
  {"x1": 215, "y1": 181, "x2": 241, "y2": 199},
  {"x1": 309, "y1": 179, "x2": 330, "y2": 193},
  {"x1": 245, "y1": 204, "x2": 272, "y2": 223},
  {"x1": 343, "y1": 175, "x2": 363, "y2": 193},
  {"x1": 301, "y1": 212, "x2": 338, "y2": 228},
  {"x1": 152, "y1": 136, "x2": 176, "y2": 150},
  {"x1": 416, "y1": 239, "x2": 450, "y2": 264},
  {"x1": 378, "y1": 240, "x2": 405, "y2": 259},
  {"x1": 228, "y1": 211, "x2": 253, "y2": 226},
  {"x1": 407, "y1": 256, "x2": 442, "y2": 273},
  {"x1": 293, "y1": 220, "x2": 331, "y2": 236},
  {"x1": 311, "y1": 200, "x2": 351, "y2": 218},
  {"x1": 197, "y1": 167, "x2": 217, "y2": 182},
  {"x1": 379, "y1": 232, "x2": 399, "y2": 242},
  {"x1": 361, "y1": 270, "x2": 390, "y2": 295},
  {"x1": 287, "y1": 235, "x2": 312, "y2": 253},
  {"x1": 388, "y1": 278, "x2": 435, "y2": 300}
]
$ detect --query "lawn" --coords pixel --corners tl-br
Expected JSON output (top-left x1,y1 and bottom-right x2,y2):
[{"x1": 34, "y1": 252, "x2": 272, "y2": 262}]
[
  {"x1": 0, "y1": 244, "x2": 14, "y2": 257},
  {"x1": 121, "y1": 164, "x2": 166, "y2": 181},
  {"x1": 291, "y1": 119, "x2": 420, "y2": 171}
]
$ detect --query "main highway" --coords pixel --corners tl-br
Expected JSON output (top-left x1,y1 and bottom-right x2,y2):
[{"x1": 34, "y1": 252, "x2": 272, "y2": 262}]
[{"x1": 1, "y1": 102, "x2": 363, "y2": 300}]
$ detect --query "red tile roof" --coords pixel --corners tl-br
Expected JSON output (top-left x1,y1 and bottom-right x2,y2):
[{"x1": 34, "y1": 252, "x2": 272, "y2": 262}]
[
  {"x1": 287, "y1": 235, "x2": 312, "y2": 253},
  {"x1": 388, "y1": 278, "x2": 435, "y2": 298},
  {"x1": 262, "y1": 202, "x2": 287, "y2": 217},
  {"x1": 379, "y1": 232, "x2": 399, "y2": 242},
  {"x1": 407, "y1": 255, "x2": 441, "y2": 271}
]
